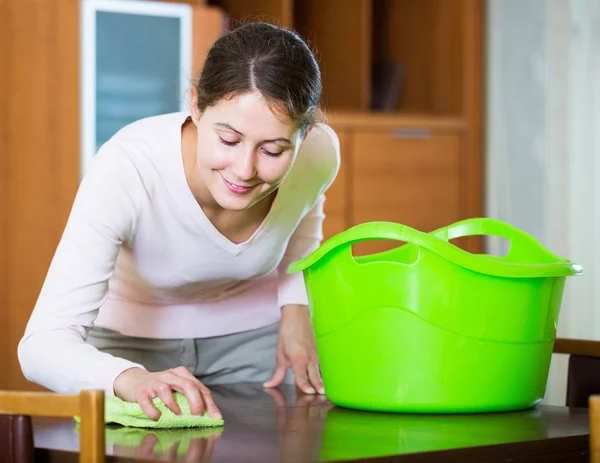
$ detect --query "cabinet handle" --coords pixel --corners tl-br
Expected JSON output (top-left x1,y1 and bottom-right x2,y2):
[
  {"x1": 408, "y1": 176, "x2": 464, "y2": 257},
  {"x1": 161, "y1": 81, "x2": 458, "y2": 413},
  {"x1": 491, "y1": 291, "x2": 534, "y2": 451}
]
[{"x1": 392, "y1": 128, "x2": 431, "y2": 139}]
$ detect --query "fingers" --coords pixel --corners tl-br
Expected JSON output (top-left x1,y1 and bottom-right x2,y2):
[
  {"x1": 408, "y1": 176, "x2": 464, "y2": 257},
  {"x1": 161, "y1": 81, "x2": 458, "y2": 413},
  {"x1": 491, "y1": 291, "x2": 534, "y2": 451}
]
[
  {"x1": 170, "y1": 367, "x2": 222, "y2": 420},
  {"x1": 289, "y1": 353, "x2": 324, "y2": 395},
  {"x1": 166, "y1": 374, "x2": 203, "y2": 416},
  {"x1": 200, "y1": 387, "x2": 222, "y2": 420},
  {"x1": 263, "y1": 363, "x2": 288, "y2": 389},
  {"x1": 139, "y1": 390, "x2": 162, "y2": 421},
  {"x1": 155, "y1": 381, "x2": 182, "y2": 416},
  {"x1": 132, "y1": 367, "x2": 222, "y2": 422},
  {"x1": 290, "y1": 355, "x2": 315, "y2": 394},
  {"x1": 308, "y1": 360, "x2": 325, "y2": 395}
]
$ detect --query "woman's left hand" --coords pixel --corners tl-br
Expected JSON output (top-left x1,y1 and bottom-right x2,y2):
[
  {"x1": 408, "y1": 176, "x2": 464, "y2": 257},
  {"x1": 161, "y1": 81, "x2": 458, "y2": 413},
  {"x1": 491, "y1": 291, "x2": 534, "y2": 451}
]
[{"x1": 263, "y1": 305, "x2": 325, "y2": 395}]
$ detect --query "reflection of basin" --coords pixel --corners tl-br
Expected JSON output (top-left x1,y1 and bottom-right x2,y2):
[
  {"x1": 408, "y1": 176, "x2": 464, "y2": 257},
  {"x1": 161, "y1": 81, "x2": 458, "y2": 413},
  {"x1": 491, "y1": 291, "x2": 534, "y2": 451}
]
[
  {"x1": 105, "y1": 425, "x2": 223, "y2": 456},
  {"x1": 320, "y1": 406, "x2": 548, "y2": 461}
]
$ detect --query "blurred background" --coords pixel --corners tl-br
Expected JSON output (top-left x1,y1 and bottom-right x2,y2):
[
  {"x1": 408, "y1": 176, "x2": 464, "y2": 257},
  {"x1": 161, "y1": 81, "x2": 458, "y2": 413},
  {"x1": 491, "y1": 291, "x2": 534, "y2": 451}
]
[{"x1": 0, "y1": 0, "x2": 597, "y2": 405}]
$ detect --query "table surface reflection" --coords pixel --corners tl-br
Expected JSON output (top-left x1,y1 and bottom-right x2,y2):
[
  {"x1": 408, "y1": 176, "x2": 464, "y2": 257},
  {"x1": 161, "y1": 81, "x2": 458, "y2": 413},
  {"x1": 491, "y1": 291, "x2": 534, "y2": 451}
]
[{"x1": 33, "y1": 382, "x2": 590, "y2": 462}]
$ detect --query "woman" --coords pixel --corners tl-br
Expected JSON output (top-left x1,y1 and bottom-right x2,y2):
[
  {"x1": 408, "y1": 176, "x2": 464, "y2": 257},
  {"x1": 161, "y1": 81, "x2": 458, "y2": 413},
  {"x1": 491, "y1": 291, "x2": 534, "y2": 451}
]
[{"x1": 18, "y1": 22, "x2": 339, "y2": 421}]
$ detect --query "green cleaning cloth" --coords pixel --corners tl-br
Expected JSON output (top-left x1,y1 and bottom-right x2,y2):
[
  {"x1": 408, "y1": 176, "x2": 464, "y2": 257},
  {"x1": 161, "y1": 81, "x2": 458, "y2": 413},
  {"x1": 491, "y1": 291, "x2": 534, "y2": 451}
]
[{"x1": 75, "y1": 392, "x2": 224, "y2": 429}]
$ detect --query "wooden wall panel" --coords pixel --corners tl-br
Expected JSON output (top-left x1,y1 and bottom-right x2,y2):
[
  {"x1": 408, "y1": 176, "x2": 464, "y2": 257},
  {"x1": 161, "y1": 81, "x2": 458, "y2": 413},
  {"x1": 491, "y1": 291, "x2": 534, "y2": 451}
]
[
  {"x1": 373, "y1": 0, "x2": 464, "y2": 114},
  {"x1": 0, "y1": 0, "x2": 10, "y2": 379},
  {"x1": 433, "y1": 0, "x2": 464, "y2": 115},
  {"x1": 2, "y1": 0, "x2": 80, "y2": 391},
  {"x1": 351, "y1": 129, "x2": 462, "y2": 256},
  {"x1": 0, "y1": 1, "x2": 225, "y2": 391},
  {"x1": 294, "y1": 0, "x2": 372, "y2": 111},
  {"x1": 192, "y1": 6, "x2": 225, "y2": 81},
  {"x1": 210, "y1": 0, "x2": 293, "y2": 28},
  {"x1": 0, "y1": 0, "x2": 485, "y2": 390},
  {"x1": 461, "y1": 0, "x2": 485, "y2": 253},
  {"x1": 373, "y1": 0, "x2": 435, "y2": 112}
]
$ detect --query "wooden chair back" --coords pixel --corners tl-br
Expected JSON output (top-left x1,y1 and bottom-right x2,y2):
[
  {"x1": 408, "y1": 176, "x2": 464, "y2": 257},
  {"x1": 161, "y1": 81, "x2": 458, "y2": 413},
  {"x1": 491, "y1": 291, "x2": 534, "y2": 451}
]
[
  {"x1": 0, "y1": 390, "x2": 104, "y2": 463},
  {"x1": 0, "y1": 415, "x2": 34, "y2": 463},
  {"x1": 590, "y1": 395, "x2": 600, "y2": 463},
  {"x1": 554, "y1": 338, "x2": 600, "y2": 407}
]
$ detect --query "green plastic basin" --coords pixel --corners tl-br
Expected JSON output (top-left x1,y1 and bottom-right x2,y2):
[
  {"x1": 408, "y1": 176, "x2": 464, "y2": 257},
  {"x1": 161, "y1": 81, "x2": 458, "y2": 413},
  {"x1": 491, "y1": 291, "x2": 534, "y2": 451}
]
[{"x1": 288, "y1": 218, "x2": 582, "y2": 413}]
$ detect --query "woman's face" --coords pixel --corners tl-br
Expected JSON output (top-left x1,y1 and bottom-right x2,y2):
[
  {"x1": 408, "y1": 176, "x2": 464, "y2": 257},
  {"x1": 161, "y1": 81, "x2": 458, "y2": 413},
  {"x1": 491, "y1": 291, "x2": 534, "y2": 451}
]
[{"x1": 191, "y1": 91, "x2": 303, "y2": 212}]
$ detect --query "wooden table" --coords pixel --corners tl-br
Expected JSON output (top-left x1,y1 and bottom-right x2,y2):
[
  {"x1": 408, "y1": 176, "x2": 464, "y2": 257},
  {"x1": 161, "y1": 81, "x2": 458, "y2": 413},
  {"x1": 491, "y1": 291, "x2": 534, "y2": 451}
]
[{"x1": 32, "y1": 382, "x2": 590, "y2": 462}]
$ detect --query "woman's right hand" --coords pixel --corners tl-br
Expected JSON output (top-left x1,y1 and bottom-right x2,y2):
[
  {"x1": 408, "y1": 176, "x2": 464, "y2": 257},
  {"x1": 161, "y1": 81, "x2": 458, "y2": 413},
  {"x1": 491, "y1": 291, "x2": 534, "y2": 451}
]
[{"x1": 113, "y1": 366, "x2": 222, "y2": 421}]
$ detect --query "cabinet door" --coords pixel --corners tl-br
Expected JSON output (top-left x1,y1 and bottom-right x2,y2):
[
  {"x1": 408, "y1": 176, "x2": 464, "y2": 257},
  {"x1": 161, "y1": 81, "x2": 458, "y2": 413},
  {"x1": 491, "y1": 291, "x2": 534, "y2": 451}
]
[
  {"x1": 351, "y1": 129, "x2": 461, "y2": 255},
  {"x1": 81, "y1": 0, "x2": 193, "y2": 175},
  {"x1": 322, "y1": 128, "x2": 348, "y2": 241}
]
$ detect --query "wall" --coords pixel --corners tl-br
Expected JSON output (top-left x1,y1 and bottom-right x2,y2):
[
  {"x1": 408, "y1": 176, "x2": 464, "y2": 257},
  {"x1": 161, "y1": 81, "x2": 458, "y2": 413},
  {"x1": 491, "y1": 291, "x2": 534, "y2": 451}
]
[
  {"x1": 0, "y1": 0, "x2": 80, "y2": 390},
  {"x1": 0, "y1": 1, "x2": 223, "y2": 391},
  {"x1": 486, "y1": 0, "x2": 600, "y2": 405}
]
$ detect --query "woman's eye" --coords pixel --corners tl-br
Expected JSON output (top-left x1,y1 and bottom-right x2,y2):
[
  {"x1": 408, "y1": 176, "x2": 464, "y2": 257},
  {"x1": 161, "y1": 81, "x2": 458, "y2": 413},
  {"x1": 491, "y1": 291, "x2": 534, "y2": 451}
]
[
  {"x1": 219, "y1": 137, "x2": 238, "y2": 146},
  {"x1": 262, "y1": 148, "x2": 284, "y2": 157}
]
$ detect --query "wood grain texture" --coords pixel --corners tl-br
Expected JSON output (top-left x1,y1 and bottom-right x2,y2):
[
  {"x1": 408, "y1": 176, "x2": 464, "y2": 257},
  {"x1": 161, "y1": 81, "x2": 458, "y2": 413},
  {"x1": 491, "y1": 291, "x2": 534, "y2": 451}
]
[
  {"x1": 192, "y1": 6, "x2": 225, "y2": 81},
  {"x1": 327, "y1": 112, "x2": 464, "y2": 131},
  {"x1": 0, "y1": 0, "x2": 11, "y2": 382},
  {"x1": 591, "y1": 395, "x2": 600, "y2": 463},
  {"x1": 372, "y1": 0, "x2": 433, "y2": 112},
  {"x1": 2, "y1": 0, "x2": 80, "y2": 391},
  {"x1": 351, "y1": 129, "x2": 462, "y2": 255},
  {"x1": 294, "y1": 0, "x2": 372, "y2": 111},
  {"x1": 0, "y1": 390, "x2": 105, "y2": 463},
  {"x1": 554, "y1": 338, "x2": 600, "y2": 358},
  {"x1": 0, "y1": 415, "x2": 35, "y2": 463},
  {"x1": 321, "y1": 128, "x2": 349, "y2": 240},
  {"x1": 210, "y1": 0, "x2": 293, "y2": 28},
  {"x1": 30, "y1": 384, "x2": 592, "y2": 463},
  {"x1": 78, "y1": 390, "x2": 105, "y2": 463},
  {"x1": 165, "y1": 0, "x2": 208, "y2": 4},
  {"x1": 461, "y1": 0, "x2": 485, "y2": 253},
  {"x1": 433, "y1": 0, "x2": 464, "y2": 114},
  {"x1": 0, "y1": 392, "x2": 80, "y2": 418},
  {"x1": 373, "y1": 0, "x2": 463, "y2": 114}
]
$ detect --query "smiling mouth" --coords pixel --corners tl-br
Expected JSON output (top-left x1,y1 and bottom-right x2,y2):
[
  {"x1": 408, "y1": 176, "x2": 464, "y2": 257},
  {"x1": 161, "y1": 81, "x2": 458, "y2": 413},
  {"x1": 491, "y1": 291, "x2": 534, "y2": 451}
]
[{"x1": 220, "y1": 174, "x2": 260, "y2": 195}]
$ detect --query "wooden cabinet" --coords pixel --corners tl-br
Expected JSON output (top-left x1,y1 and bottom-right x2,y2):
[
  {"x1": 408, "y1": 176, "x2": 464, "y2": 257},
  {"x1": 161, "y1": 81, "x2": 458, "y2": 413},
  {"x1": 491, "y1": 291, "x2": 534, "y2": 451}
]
[
  {"x1": 1, "y1": 0, "x2": 483, "y2": 391},
  {"x1": 210, "y1": 0, "x2": 479, "y2": 115},
  {"x1": 351, "y1": 130, "x2": 461, "y2": 228},
  {"x1": 325, "y1": 115, "x2": 465, "y2": 255},
  {"x1": 210, "y1": 0, "x2": 484, "y2": 252},
  {"x1": 350, "y1": 128, "x2": 461, "y2": 255},
  {"x1": 0, "y1": 0, "x2": 223, "y2": 391}
]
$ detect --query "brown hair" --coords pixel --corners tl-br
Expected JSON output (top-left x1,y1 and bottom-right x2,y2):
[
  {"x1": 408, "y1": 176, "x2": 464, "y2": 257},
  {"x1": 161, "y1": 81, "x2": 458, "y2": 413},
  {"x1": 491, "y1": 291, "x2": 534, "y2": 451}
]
[{"x1": 195, "y1": 22, "x2": 322, "y2": 134}]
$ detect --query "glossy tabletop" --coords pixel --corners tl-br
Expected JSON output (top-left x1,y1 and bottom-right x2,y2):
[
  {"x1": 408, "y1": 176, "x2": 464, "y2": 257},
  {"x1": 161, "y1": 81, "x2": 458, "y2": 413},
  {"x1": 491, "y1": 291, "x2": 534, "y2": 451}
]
[{"x1": 33, "y1": 383, "x2": 590, "y2": 462}]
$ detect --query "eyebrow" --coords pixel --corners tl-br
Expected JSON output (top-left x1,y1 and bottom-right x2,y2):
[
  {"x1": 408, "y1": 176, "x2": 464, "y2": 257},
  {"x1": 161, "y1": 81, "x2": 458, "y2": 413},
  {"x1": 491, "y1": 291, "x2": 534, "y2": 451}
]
[{"x1": 214, "y1": 122, "x2": 292, "y2": 144}]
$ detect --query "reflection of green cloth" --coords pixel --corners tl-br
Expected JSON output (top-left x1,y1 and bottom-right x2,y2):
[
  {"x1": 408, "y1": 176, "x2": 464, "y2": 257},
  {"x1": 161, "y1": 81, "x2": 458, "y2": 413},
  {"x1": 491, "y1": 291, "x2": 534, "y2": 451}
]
[
  {"x1": 105, "y1": 426, "x2": 223, "y2": 455},
  {"x1": 75, "y1": 393, "x2": 224, "y2": 429}
]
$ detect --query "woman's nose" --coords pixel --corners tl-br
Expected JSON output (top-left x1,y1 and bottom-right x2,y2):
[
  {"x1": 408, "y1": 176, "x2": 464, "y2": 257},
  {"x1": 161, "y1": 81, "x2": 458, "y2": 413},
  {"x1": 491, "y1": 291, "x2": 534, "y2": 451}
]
[{"x1": 231, "y1": 148, "x2": 257, "y2": 181}]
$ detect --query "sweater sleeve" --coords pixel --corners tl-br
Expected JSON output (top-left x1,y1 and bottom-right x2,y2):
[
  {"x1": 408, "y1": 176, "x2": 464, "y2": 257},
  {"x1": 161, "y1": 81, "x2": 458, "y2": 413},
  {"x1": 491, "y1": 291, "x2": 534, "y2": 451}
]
[
  {"x1": 18, "y1": 142, "x2": 146, "y2": 395},
  {"x1": 276, "y1": 195, "x2": 326, "y2": 308},
  {"x1": 277, "y1": 124, "x2": 341, "y2": 308}
]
